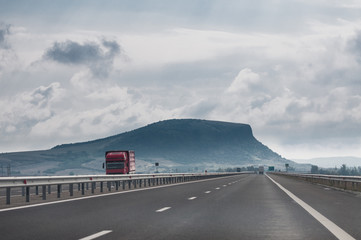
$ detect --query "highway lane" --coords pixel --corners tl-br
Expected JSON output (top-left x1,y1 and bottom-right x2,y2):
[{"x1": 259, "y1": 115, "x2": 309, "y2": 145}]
[
  {"x1": 0, "y1": 173, "x2": 357, "y2": 240},
  {"x1": 269, "y1": 173, "x2": 361, "y2": 240}
]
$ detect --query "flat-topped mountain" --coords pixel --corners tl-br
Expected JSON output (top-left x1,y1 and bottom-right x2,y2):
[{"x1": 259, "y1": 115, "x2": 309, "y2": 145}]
[{"x1": 0, "y1": 119, "x2": 307, "y2": 175}]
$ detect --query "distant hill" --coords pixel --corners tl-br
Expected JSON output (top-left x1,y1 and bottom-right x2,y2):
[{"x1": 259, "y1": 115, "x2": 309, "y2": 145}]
[{"x1": 0, "y1": 119, "x2": 309, "y2": 175}]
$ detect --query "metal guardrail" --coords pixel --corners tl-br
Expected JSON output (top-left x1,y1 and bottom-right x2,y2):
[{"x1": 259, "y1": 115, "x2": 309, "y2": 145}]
[
  {"x1": 270, "y1": 172, "x2": 361, "y2": 192},
  {"x1": 0, "y1": 172, "x2": 244, "y2": 205}
]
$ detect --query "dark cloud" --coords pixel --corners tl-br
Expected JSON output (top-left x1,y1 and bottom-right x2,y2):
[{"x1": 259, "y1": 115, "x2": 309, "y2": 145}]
[
  {"x1": 30, "y1": 83, "x2": 58, "y2": 107},
  {"x1": 348, "y1": 31, "x2": 361, "y2": 62},
  {"x1": 43, "y1": 39, "x2": 122, "y2": 77},
  {"x1": 0, "y1": 23, "x2": 11, "y2": 49}
]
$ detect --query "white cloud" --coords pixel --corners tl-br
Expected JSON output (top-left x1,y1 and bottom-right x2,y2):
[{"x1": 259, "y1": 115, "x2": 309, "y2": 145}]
[
  {"x1": 0, "y1": 82, "x2": 65, "y2": 145},
  {"x1": 227, "y1": 68, "x2": 260, "y2": 93}
]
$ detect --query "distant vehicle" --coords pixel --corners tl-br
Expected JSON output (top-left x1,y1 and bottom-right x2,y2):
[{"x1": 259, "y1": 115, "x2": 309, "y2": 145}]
[
  {"x1": 259, "y1": 166, "x2": 264, "y2": 174},
  {"x1": 103, "y1": 150, "x2": 135, "y2": 174}
]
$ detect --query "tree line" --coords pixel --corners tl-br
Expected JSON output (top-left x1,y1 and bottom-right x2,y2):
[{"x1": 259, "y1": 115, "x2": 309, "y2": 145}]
[
  {"x1": 217, "y1": 166, "x2": 258, "y2": 172},
  {"x1": 311, "y1": 164, "x2": 361, "y2": 176}
]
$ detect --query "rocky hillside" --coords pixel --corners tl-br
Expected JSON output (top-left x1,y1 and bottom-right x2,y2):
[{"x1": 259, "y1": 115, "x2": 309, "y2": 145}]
[{"x1": 0, "y1": 119, "x2": 308, "y2": 175}]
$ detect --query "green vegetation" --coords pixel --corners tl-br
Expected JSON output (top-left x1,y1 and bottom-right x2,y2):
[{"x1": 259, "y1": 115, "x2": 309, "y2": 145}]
[
  {"x1": 217, "y1": 166, "x2": 259, "y2": 172},
  {"x1": 311, "y1": 164, "x2": 361, "y2": 176}
]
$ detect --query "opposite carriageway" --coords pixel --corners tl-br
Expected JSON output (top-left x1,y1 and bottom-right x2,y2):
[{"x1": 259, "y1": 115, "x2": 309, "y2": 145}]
[{"x1": 0, "y1": 172, "x2": 245, "y2": 206}]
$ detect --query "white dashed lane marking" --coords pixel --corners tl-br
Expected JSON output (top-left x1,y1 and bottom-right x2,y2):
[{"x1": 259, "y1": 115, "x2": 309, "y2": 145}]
[
  {"x1": 156, "y1": 207, "x2": 171, "y2": 213},
  {"x1": 79, "y1": 230, "x2": 112, "y2": 240}
]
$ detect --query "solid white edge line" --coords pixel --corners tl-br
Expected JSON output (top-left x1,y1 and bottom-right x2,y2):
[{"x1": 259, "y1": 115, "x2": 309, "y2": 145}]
[
  {"x1": 156, "y1": 207, "x2": 171, "y2": 212},
  {"x1": 79, "y1": 230, "x2": 112, "y2": 240},
  {"x1": 266, "y1": 174, "x2": 355, "y2": 240},
  {"x1": 0, "y1": 174, "x2": 243, "y2": 213}
]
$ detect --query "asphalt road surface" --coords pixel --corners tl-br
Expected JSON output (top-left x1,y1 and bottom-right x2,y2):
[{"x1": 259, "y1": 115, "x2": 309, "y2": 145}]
[{"x1": 1, "y1": 173, "x2": 360, "y2": 240}]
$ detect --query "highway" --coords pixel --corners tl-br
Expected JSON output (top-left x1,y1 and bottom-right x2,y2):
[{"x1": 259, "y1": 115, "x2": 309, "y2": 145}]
[{"x1": 0, "y1": 173, "x2": 360, "y2": 240}]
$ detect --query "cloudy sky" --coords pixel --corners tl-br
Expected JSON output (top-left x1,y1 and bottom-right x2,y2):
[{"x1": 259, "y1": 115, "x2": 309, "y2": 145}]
[{"x1": 1, "y1": 0, "x2": 361, "y2": 161}]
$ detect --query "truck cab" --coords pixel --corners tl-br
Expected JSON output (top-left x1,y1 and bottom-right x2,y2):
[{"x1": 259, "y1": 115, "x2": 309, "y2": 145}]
[{"x1": 104, "y1": 150, "x2": 135, "y2": 174}]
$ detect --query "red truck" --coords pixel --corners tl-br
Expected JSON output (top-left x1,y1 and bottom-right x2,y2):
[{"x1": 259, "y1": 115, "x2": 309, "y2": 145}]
[{"x1": 104, "y1": 150, "x2": 135, "y2": 174}]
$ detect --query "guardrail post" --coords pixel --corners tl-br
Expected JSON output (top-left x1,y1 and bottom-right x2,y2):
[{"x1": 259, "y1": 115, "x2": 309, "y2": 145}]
[
  {"x1": 35, "y1": 186, "x2": 39, "y2": 195},
  {"x1": 26, "y1": 186, "x2": 30, "y2": 202},
  {"x1": 82, "y1": 183, "x2": 85, "y2": 195},
  {"x1": 122, "y1": 181, "x2": 125, "y2": 190},
  {"x1": 22, "y1": 187, "x2": 25, "y2": 196},
  {"x1": 128, "y1": 180, "x2": 131, "y2": 189},
  {"x1": 91, "y1": 182, "x2": 95, "y2": 194},
  {"x1": 133, "y1": 180, "x2": 136, "y2": 189},
  {"x1": 115, "y1": 181, "x2": 119, "y2": 190},
  {"x1": 100, "y1": 182, "x2": 103, "y2": 192},
  {"x1": 42, "y1": 185, "x2": 46, "y2": 200},
  {"x1": 57, "y1": 184, "x2": 61, "y2": 198},
  {"x1": 69, "y1": 183, "x2": 73, "y2": 196},
  {"x1": 107, "y1": 182, "x2": 111, "y2": 191},
  {"x1": 48, "y1": 185, "x2": 51, "y2": 194},
  {"x1": 6, "y1": 187, "x2": 11, "y2": 205},
  {"x1": 86, "y1": 182, "x2": 89, "y2": 190}
]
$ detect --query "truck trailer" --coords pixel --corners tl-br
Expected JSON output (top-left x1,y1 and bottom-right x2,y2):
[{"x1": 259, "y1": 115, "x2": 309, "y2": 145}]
[
  {"x1": 258, "y1": 166, "x2": 264, "y2": 174},
  {"x1": 104, "y1": 150, "x2": 135, "y2": 174}
]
